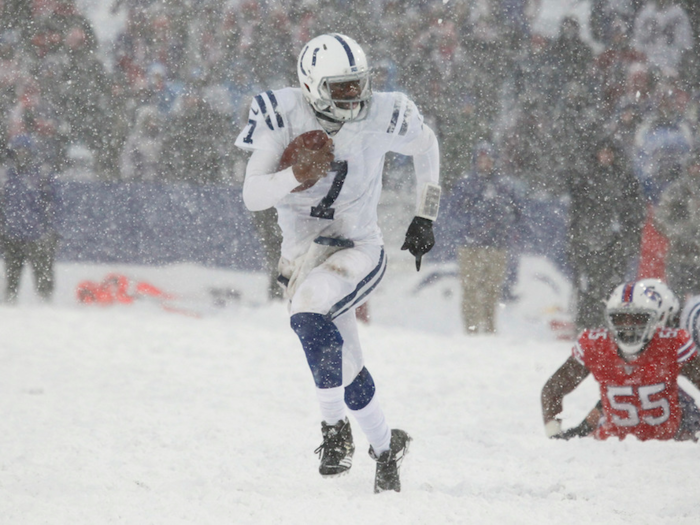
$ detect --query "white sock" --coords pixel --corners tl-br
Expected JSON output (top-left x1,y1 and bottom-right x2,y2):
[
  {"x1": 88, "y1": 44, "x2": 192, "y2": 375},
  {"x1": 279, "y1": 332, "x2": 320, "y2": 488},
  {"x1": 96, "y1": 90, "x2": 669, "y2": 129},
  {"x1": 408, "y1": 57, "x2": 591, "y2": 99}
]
[
  {"x1": 349, "y1": 396, "x2": 391, "y2": 454},
  {"x1": 316, "y1": 386, "x2": 346, "y2": 424}
]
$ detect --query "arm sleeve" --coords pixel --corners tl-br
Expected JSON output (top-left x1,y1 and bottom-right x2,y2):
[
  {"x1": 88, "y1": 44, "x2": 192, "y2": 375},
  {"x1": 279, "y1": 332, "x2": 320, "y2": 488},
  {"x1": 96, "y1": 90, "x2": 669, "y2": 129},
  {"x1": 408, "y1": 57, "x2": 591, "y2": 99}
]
[
  {"x1": 410, "y1": 125, "x2": 440, "y2": 218},
  {"x1": 406, "y1": 123, "x2": 440, "y2": 186},
  {"x1": 242, "y1": 149, "x2": 300, "y2": 211},
  {"x1": 385, "y1": 95, "x2": 440, "y2": 217},
  {"x1": 390, "y1": 118, "x2": 440, "y2": 217}
]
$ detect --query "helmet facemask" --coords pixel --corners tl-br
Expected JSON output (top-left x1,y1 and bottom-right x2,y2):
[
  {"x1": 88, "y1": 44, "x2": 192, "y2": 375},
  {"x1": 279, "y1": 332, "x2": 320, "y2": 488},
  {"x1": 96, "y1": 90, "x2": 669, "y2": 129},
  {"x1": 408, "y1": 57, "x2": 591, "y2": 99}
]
[
  {"x1": 606, "y1": 309, "x2": 659, "y2": 355},
  {"x1": 605, "y1": 281, "x2": 665, "y2": 356},
  {"x1": 316, "y1": 73, "x2": 371, "y2": 122}
]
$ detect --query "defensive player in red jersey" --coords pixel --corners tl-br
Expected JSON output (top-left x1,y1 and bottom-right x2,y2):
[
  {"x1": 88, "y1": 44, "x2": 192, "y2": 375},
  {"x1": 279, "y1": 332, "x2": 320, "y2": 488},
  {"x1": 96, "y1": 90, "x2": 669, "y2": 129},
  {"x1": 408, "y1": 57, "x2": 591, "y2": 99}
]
[{"x1": 541, "y1": 280, "x2": 700, "y2": 441}]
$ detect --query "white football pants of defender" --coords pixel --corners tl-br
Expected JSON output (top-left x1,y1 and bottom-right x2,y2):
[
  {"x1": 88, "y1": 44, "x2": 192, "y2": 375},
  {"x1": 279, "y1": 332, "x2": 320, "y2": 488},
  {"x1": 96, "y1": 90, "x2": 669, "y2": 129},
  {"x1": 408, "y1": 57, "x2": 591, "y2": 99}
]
[{"x1": 287, "y1": 243, "x2": 392, "y2": 453}]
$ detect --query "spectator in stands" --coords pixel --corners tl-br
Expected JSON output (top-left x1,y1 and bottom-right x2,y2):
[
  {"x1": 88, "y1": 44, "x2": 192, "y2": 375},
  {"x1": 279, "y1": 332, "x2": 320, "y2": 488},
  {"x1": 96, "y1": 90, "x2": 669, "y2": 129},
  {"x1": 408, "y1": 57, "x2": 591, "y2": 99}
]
[
  {"x1": 7, "y1": 80, "x2": 67, "y2": 175},
  {"x1": 63, "y1": 22, "x2": 110, "y2": 178},
  {"x1": 590, "y1": 0, "x2": 645, "y2": 46},
  {"x1": 0, "y1": 134, "x2": 60, "y2": 303},
  {"x1": 607, "y1": 97, "x2": 645, "y2": 162},
  {"x1": 508, "y1": 33, "x2": 555, "y2": 114},
  {"x1": 99, "y1": 78, "x2": 131, "y2": 181},
  {"x1": 439, "y1": 93, "x2": 490, "y2": 191},
  {"x1": 463, "y1": 2, "x2": 517, "y2": 128},
  {"x1": 549, "y1": 81, "x2": 601, "y2": 195},
  {"x1": 160, "y1": 75, "x2": 228, "y2": 184},
  {"x1": 591, "y1": 17, "x2": 647, "y2": 117},
  {"x1": 27, "y1": 17, "x2": 64, "y2": 61},
  {"x1": 120, "y1": 104, "x2": 163, "y2": 181},
  {"x1": 0, "y1": 0, "x2": 33, "y2": 35},
  {"x1": 632, "y1": 0, "x2": 693, "y2": 77},
  {"x1": 447, "y1": 141, "x2": 521, "y2": 334},
  {"x1": 566, "y1": 136, "x2": 646, "y2": 330},
  {"x1": 500, "y1": 94, "x2": 554, "y2": 194},
  {"x1": 247, "y1": 5, "x2": 296, "y2": 89},
  {"x1": 144, "y1": 61, "x2": 178, "y2": 116},
  {"x1": 654, "y1": 150, "x2": 700, "y2": 300},
  {"x1": 633, "y1": 78, "x2": 694, "y2": 201},
  {"x1": 547, "y1": 16, "x2": 594, "y2": 105},
  {"x1": 500, "y1": 33, "x2": 557, "y2": 193},
  {"x1": 0, "y1": 29, "x2": 27, "y2": 163}
]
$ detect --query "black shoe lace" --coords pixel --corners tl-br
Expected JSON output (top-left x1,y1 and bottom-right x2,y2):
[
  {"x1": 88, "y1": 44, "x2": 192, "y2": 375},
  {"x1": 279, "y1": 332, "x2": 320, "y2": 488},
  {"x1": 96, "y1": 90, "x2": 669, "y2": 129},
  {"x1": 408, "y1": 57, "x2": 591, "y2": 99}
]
[{"x1": 315, "y1": 430, "x2": 342, "y2": 460}]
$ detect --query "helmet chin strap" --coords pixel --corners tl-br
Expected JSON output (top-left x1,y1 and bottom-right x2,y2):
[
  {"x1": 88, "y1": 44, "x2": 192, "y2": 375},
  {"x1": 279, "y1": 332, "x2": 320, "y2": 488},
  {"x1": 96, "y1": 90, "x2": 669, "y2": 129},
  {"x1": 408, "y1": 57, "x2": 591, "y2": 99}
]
[{"x1": 313, "y1": 109, "x2": 344, "y2": 135}]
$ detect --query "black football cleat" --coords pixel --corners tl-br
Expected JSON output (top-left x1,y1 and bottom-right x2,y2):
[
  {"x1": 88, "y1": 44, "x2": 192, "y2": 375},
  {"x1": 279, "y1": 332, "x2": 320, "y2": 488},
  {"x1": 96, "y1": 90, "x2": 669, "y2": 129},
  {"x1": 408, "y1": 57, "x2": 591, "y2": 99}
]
[
  {"x1": 369, "y1": 429, "x2": 411, "y2": 493},
  {"x1": 315, "y1": 417, "x2": 355, "y2": 477}
]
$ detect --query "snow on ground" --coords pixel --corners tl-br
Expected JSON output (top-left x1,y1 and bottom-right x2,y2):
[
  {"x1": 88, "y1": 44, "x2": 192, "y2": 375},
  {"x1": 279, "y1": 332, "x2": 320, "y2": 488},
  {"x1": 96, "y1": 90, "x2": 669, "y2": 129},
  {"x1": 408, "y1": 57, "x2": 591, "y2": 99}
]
[{"x1": 2, "y1": 254, "x2": 700, "y2": 524}]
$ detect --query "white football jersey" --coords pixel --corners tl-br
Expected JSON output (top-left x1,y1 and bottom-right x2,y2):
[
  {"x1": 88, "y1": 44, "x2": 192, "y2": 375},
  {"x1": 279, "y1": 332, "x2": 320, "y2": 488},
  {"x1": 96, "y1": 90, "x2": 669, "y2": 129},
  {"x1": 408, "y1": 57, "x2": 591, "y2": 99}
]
[{"x1": 235, "y1": 87, "x2": 438, "y2": 260}]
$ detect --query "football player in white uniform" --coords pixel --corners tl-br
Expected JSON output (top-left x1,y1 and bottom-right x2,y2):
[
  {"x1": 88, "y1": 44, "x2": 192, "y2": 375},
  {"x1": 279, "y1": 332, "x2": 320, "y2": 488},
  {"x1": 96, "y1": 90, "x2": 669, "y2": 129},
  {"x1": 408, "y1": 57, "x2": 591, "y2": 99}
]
[{"x1": 235, "y1": 33, "x2": 440, "y2": 493}]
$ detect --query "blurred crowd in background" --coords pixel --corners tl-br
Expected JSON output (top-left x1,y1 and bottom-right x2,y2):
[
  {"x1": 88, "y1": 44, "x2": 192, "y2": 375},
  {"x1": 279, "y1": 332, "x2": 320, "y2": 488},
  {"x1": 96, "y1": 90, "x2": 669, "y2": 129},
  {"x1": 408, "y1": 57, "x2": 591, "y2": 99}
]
[
  {"x1": 0, "y1": 0, "x2": 697, "y2": 194},
  {"x1": 2, "y1": 0, "x2": 700, "y2": 325}
]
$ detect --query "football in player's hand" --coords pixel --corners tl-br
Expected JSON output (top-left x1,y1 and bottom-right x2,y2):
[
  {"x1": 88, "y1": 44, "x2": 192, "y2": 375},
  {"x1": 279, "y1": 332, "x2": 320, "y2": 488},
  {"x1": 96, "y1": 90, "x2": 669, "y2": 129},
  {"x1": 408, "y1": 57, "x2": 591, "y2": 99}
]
[{"x1": 279, "y1": 130, "x2": 333, "y2": 192}]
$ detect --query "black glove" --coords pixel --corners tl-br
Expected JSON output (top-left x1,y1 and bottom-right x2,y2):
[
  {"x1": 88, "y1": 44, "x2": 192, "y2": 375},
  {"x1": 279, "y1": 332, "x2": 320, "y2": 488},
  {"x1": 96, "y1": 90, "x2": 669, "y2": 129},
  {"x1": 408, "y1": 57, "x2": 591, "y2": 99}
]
[
  {"x1": 401, "y1": 216, "x2": 435, "y2": 271},
  {"x1": 551, "y1": 419, "x2": 593, "y2": 440}
]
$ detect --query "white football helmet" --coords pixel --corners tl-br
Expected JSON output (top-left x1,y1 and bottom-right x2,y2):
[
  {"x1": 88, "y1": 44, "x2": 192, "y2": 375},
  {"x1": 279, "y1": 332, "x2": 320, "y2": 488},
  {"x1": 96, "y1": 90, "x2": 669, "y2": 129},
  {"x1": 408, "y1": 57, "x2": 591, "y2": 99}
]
[
  {"x1": 637, "y1": 278, "x2": 680, "y2": 327},
  {"x1": 297, "y1": 33, "x2": 372, "y2": 122},
  {"x1": 605, "y1": 281, "x2": 664, "y2": 356}
]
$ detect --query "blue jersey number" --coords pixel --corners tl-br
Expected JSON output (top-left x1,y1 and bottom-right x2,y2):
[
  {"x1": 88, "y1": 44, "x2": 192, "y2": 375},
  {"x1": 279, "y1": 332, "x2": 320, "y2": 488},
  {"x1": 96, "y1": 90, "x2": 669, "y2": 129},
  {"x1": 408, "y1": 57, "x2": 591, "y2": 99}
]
[
  {"x1": 242, "y1": 119, "x2": 257, "y2": 144},
  {"x1": 311, "y1": 160, "x2": 348, "y2": 220}
]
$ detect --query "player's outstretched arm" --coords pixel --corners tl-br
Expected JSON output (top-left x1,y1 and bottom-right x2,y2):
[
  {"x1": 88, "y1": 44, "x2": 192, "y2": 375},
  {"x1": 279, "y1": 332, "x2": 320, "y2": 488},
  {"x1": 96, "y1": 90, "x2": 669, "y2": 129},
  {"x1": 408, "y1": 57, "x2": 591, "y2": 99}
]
[
  {"x1": 541, "y1": 356, "x2": 590, "y2": 438},
  {"x1": 391, "y1": 115, "x2": 440, "y2": 271}
]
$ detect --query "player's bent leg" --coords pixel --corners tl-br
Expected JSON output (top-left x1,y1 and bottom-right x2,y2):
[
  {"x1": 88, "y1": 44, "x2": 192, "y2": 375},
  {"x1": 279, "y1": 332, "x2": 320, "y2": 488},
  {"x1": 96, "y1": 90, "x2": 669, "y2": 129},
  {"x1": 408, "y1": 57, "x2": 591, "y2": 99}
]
[
  {"x1": 346, "y1": 368, "x2": 390, "y2": 452},
  {"x1": 291, "y1": 313, "x2": 355, "y2": 477},
  {"x1": 289, "y1": 245, "x2": 390, "y2": 483},
  {"x1": 346, "y1": 367, "x2": 410, "y2": 493},
  {"x1": 291, "y1": 312, "x2": 343, "y2": 388}
]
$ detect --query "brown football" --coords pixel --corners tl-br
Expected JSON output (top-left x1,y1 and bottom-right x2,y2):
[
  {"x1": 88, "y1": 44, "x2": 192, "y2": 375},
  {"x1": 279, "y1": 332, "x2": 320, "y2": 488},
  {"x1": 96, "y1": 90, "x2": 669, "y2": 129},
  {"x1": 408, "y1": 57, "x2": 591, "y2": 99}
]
[
  {"x1": 278, "y1": 130, "x2": 330, "y2": 171},
  {"x1": 279, "y1": 130, "x2": 330, "y2": 192}
]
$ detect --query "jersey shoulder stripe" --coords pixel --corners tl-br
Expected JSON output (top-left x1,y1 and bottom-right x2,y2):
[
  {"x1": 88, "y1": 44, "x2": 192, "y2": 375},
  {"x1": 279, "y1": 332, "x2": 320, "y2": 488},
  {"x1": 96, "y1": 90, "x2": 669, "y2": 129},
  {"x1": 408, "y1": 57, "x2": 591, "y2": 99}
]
[
  {"x1": 254, "y1": 90, "x2": 285, "y2": 131},
  {"x1": 266, "y1": 90, "x2": 284, "y2": 128},
  {"x1": 677, "y1": 338, "x2": 697, "y2": 363},
  {"x1": 385, "y1": 93, "x2": 409, "y2": 135},
  {"x1": 572, "y1": 341, "x2": 585, "y2": 364},
  {"x1": 386, "y1": 94, "x2": 403, "y2": 134},
  {"x1": 399, "y1": 101, "x2": 413, "y2": 136}
]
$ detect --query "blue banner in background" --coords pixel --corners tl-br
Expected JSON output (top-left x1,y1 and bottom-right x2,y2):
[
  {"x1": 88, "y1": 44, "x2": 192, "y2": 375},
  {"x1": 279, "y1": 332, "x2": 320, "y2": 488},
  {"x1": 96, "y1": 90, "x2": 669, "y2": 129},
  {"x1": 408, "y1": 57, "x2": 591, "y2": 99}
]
[
  {"x1": 52, "y1": 182, "x2": 570, "y2": 276},
  {"x1": 55, "y1": 182, "x2": 266, "y2": 271},
  {"x1": 432, "y1": 193, "x2": 571, "y2": 278}
]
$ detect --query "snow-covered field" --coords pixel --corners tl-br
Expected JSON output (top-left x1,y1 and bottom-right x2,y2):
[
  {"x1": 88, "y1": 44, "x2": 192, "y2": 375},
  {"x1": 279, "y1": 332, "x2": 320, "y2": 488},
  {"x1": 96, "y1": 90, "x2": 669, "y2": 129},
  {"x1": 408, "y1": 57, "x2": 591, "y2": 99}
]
[{"x1": 2, "y1": 254, "x2": 700, "y2": 525}]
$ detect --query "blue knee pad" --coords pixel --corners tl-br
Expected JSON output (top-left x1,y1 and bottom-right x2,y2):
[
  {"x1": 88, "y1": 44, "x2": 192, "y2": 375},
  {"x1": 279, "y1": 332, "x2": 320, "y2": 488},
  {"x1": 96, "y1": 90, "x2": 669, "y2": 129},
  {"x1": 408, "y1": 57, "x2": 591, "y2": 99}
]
[
  {"x1": 290, "y1": 313, "x2": 343, "y2": 388},
  {"x1": 344, "y1": 367, "x2": 376, "y2": 410}
]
